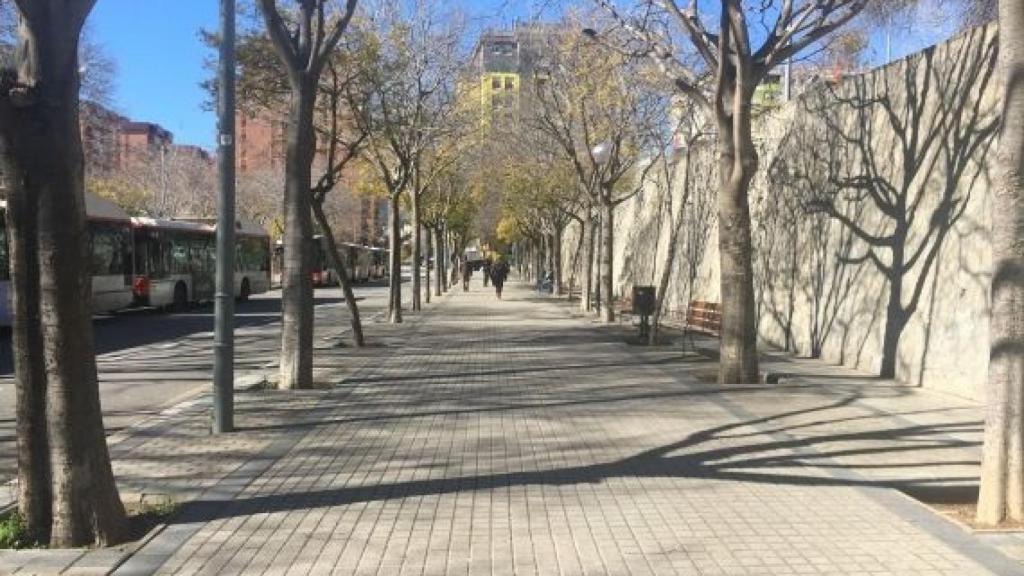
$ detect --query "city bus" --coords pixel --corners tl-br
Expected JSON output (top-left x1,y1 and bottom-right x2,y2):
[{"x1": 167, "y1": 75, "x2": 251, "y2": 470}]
[
  {"x1": 273, "y1": 237, "x2": 390, "y2": 287},
  {"x1": 0, "y1": 193, "x2": 136, "y2": 326},
  {"x1": 131, "y1": 217, "x2": 271, "y2": 308},
  {"x1": 0, "y1": 197, "x2": 273, "y2": 325}
]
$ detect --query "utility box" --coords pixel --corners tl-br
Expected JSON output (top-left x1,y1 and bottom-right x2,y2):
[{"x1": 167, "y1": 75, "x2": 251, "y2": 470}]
[{"x1": 633, "y1": 286, "x2": 656, "y2": 316}]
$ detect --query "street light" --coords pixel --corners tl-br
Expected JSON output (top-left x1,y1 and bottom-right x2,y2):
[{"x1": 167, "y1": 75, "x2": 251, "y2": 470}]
[{"x1": 591, "y1": 141, "x2": 612, "y2": 165}]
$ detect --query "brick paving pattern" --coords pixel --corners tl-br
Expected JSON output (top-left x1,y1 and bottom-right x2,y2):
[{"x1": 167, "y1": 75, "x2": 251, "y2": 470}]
[
  {"x1": 123, "y1": 284, "x2": 1019, "y2": 575},
  {"x1": 5, "y1": 281, "x2": 1024, "y2": 574}
]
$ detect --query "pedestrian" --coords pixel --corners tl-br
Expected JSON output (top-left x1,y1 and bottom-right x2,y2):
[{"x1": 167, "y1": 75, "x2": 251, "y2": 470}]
[
  {"x1": 461, "y1": 258, "x2": 472, "y2": 292},
  {"x1": 491, "y1": 256, "x2": 509, "y2": 299},
  {"x1": 482, "y1": 256, "x2": 492, "y2": 287}
]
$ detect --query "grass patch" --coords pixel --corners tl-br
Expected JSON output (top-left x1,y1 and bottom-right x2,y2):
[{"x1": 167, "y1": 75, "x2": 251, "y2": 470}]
[
  {"x1": 0, "y1": 498, "x2": 180, "y2": 550},
  {"x1": 0, "y1": 512, "x2": 38, "y2": 549}
]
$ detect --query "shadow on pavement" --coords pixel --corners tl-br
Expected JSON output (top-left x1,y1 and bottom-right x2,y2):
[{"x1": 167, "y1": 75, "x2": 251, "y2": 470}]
[{"x1": 0, "y1": 295, "x2": 346, "y2": 376}]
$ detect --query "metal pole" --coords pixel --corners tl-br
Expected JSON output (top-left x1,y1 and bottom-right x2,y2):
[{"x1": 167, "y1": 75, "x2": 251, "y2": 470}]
[
  {"x1": 213, "y1": 0, "x2": 236, "y2": 434},
  {"x1": 783, "y1": 58, "x2": 792, "y2": 102}
]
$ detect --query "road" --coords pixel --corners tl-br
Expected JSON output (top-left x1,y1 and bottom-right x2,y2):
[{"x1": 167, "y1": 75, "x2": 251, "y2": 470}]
[{"x1": 0, "y1": 282, "x2": 394, "y2": 487}]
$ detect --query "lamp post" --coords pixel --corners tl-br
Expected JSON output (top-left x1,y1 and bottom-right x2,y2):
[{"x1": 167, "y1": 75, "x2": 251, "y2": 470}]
[
  {"x1": 591, "y1": 141, "x2": 612, "y2": 166},
  {"x1": 591, "y1": 141, "x2": 612, "y2": 319},
  {"x1": 213, "y1": 0, "x2": 236, "y2": 434}
]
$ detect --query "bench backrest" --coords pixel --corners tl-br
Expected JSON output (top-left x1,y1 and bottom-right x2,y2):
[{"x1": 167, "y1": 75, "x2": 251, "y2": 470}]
[{"x1": 686, "y1": 300, "x2": 722, "y2": 335}]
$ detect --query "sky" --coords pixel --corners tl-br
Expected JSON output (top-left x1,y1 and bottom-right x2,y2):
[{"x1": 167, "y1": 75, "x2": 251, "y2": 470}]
[
  {"x1": 86, "y1": 1, "x2": 963, "y2": 151},
  {"x1": 86, "y1": 0, "x2": 531, "y2": 150},
  {"x1": 88, "y1": 1, "x2": 220, "y2": 149}
]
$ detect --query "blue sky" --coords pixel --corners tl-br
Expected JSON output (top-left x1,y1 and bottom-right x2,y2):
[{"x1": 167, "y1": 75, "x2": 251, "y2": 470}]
[
  {"x1": 88, "y1": 1, "x2": 220, "y2": 148},
  {"x1": 86, "y1": 0, "x2": 530, "y2": 150},
  {"x1": 86, "y1": 1, "x2": 959, "y2": 150}
]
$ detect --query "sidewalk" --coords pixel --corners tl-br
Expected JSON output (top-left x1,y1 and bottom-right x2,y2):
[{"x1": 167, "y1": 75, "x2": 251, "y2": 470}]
[{"x1": 3, "y1": 281, "x2": 1023, "y2": 575}]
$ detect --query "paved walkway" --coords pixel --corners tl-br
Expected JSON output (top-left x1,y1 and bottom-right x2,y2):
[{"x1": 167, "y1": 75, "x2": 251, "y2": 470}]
[{"x1": 4, "y1": 281, "x2": 1024, "y2": 575}]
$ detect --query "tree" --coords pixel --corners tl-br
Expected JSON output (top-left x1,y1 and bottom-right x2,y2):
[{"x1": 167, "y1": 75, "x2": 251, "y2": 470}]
[
  {"x1": 347, "y1": 0, "x2": 460, "y2": 322},
  {"x1": 532, "y1": 25, "x2": 666, "y2": 322},
  {"x1": 492, "y1": 126, "x2": 580, "y2": 295},
  {"x1": 977, "y1": 0, "x2": 1024, "y2": 526},
  {"x1": 590, "y1": 0, "x2": 867, "y2": 383},
  {"x1": 0, "y1": 0, "x2": 127, "y2": 546},
  {"x1": 647, "y1": 118, "x2": 704, "y2": 345},
  {"x1": 256, "y1": 0, "x2": 359, "y2": 388},
  {"x1": 309, "y1": 44, "x2": 372, "y2": 345},
  {"x1": 422, "y1": 163, "x2": 477, "y2": 296},
  {"x1": 90, "y1": 145, "x2": 217, "y2": 217},
  {"x1": 208, "y1": 19, "x2": 374, "y2": 346}
]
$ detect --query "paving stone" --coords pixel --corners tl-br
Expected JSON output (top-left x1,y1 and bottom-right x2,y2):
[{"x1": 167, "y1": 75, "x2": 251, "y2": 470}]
[{"x1": 6, "y1": 283, "x2": 1024, "y2": 575}]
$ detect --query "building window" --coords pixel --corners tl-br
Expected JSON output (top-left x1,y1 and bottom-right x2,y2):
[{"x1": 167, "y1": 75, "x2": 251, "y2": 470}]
[
  {"x1": 505, "y1": 77, "x2": 514, "y2": 90},
  {"x1": 492, "y1": 77, "x2": 501, "y2": 90}
]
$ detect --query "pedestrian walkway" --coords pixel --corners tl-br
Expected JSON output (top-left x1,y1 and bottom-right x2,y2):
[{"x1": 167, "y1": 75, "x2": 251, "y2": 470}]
[{"x1": 4, "y1": 281, "x2": 1023, "y2": 575}]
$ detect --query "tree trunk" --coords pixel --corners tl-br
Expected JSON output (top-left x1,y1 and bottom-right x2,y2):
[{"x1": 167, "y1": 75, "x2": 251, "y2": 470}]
[
  {"x1": 424, "y1": 227, "x2": 432, "y2": 304},
  {"x1": 580, "y1": 216, "x2": 593, "y2": 312},
  {"x1": 545, "y1": 233, "x2": 554, "y2": 282},
  {"x1": 534, "y1": 240, "x2": 544, "y2": 284},
  {"x1": 311, "y1": 200, "x2": 364, "y2": 347},
  {"x1": 449, "y1": 235, "x2": 459, "y2": 288},
  {"x1": 3, "y1": 152, "x2": 50, "y2": 542},
  {"x1": 978, "y1": 0, "x2": 1024, "y2": 525},
  {"x1": 0, "y1": 7, "x2": 127, "y2": 547},
  {"x1": 650, "y1": 151, "x2": 693, "y2": 346},
  {"x1": 388, "y1": 194, "x2": 403, "y2": 323},
  {"x1": 880, "y1": 243, "x2": 907, "y2": 379},
  {"x1": 553, "y1": 226, "x2": 564, "y2": 295},
  {"x1": 592, "y1": 212, "x2": 602, "y2": 313},
  {"x1": 411, "y1": 192, "x2": 421, "y2": 311},
  {"x1": 716, "y1": 84, "x2": 760, "y2": 384},
  {"x1": 600, "y1": 200, "x2": 615, "y2": 323},
  {"x1": 434, "y1": 227, "x2": 443, "y2": 296},
  {"x1": 279, "y1": 81, "x2": 316, "y2": 390}
]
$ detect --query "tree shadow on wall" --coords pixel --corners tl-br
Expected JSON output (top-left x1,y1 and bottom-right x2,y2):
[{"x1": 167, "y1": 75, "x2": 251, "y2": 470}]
[
  {"x1": 768, "y1": 26, "x2": 998, "y2": 379},
  {"x1": 619, "y1": 181, "x2": 663, "y2": 294},
  {"x1": 765, "y1": 120, "x2": 870, "y2": 361}
]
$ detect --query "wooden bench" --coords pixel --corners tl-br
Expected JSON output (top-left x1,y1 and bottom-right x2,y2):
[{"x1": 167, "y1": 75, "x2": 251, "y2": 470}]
[
  {"x1": 682, "y1": 300, "x2": 721, "y2": 349},
  {"x1": 658, "y1": 301, "x2": 721, "y2": 340}
]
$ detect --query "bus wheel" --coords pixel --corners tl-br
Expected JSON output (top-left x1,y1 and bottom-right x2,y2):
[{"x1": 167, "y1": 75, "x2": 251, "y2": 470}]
[
  {"x1": 239, "y1": 279, "x2": 251, "y2": 302},
  {"x1": 172, "y1": 282, "x2": 188, "y2": 312}
]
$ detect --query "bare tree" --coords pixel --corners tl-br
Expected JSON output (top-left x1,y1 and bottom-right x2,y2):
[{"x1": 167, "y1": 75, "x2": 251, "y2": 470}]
[
  {"x1": 648, "y1": 124, "x2": 703, "y2": 345},
  {"x1": 977, "y1": 0, "x2": 1024, "y2": 527},
  {"x1": 0, "y1": 0, "x2": 127, "y2": 546},
  {"x1": 348, "y1": 0, "x2": 460, "y2": 322},
  {"x1": 590, "y1": 0, "x2": 867, "y2": 383},
  {"x1": 90, "y1": 145, "x2": 218, "y2": 217},
  {"x1": 532, "y1": 24, "x2": 666, "y2": 322},
  {"x1": 256, "y1": 0, "x2": 358, "y2": 389}
]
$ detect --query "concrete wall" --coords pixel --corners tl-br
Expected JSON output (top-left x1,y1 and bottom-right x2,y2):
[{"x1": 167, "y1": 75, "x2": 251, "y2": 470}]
[{"x1": 565, "y1": 24, "x2": 1000, "y2": 399}]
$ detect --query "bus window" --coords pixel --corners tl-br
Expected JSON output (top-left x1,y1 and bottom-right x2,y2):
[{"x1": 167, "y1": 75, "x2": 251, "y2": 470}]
[
  {"x1": 90, "y1": 224, "x2": 130, "y2": 276},
  {"x1": 238, "y1": 237, "x2": 269, "y2": 272},
  {"x1": 169, "y1": 237, "x2": 189, "y2": 275},
  {"x1": 190, "y1": 236, "x2": 212, "y2": 274}
]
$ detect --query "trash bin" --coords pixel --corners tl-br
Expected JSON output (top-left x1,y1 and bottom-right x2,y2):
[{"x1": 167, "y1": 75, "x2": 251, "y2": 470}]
[{"x1": 633, "y1": 286, "x2": 655, "y2": 316}]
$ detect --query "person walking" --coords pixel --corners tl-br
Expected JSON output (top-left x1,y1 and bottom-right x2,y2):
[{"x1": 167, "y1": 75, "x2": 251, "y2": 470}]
[
  {"x1": 482, "y1": 256, "x2": 492, "y2": 288},
  {"x1": 491, "y1": 256, "x2": 509, "y2": 299},
  {"x1": 461, "y1": 258, "x2": 472, "y2": 292}
]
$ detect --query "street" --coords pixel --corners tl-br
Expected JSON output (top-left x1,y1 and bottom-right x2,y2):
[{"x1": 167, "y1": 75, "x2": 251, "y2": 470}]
[{"x1": 0, "y1": 282, "x2": 394, "y2": 487}]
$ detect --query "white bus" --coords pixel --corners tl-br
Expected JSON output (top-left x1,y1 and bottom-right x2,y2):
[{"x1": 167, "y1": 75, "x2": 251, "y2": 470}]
[
  {"x1": 131, "y1": 217, "x2": 271, "y2": 308},
  {"x1": 273, "y1": 237, "x2": 390, "y2": 287},
  {"x1": 0, "y1": 193, "x2": 136, "y2": 326}
]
